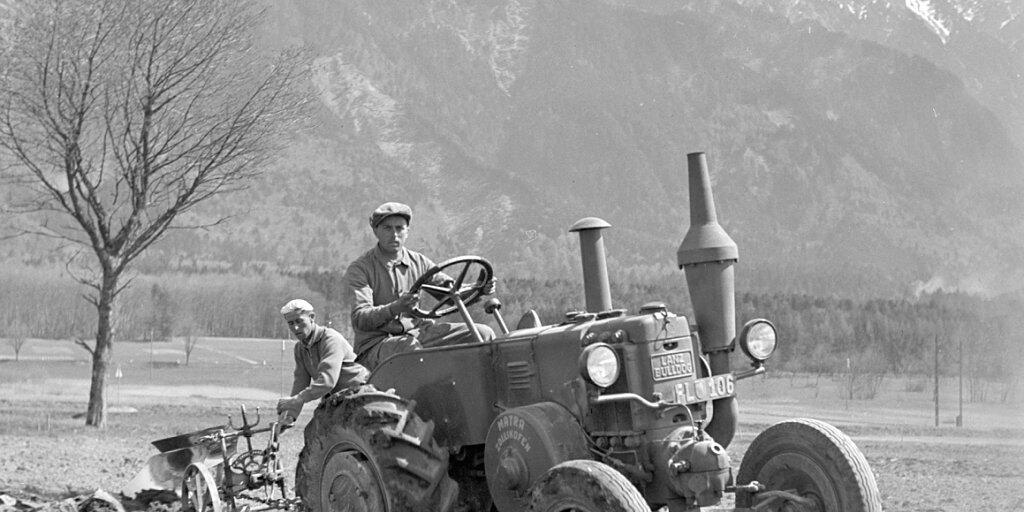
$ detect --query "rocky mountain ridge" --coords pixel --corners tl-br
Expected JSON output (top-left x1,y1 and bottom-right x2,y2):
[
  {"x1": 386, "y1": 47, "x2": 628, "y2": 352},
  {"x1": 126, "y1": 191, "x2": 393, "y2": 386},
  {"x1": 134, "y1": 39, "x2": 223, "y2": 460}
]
[{"x1": 3, "y1": 0, "x2": 1022, "y2": 299}]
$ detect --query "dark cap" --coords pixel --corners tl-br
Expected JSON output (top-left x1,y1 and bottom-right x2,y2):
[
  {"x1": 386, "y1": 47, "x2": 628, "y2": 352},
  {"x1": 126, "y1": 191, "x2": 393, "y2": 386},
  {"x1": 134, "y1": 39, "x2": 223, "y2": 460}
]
[{"x1": 369, "y1": 202, "x2": 412, "y2": 228}]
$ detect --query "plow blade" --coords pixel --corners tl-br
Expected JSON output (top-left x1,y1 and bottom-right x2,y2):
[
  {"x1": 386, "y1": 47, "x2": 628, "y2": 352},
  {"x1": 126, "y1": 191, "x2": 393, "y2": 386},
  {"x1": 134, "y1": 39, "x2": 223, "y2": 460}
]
[{"x1": 122, "y1": 426, "x2": 237, "y2": 500}]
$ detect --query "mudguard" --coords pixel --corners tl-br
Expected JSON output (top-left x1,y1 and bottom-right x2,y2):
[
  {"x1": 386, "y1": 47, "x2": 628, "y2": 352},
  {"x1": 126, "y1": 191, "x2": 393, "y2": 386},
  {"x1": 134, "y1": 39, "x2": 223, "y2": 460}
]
[{"x1": 370, "y1": 341, "x2": 499, "y2": 448}]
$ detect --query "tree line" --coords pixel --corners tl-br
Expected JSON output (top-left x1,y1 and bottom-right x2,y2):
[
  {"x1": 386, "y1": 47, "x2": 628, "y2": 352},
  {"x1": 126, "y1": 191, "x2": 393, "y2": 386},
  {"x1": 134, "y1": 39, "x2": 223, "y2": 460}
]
[{"x1": 3, "y1": 263, "x2": 1020, "y2": 403}]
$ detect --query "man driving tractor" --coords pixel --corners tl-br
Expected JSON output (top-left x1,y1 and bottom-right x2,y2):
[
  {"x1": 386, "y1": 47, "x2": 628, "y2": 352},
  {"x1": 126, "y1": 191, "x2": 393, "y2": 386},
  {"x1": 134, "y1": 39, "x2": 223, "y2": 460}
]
[{"x1": 343, "y1": 202, "x2": 496, "y2": 368}]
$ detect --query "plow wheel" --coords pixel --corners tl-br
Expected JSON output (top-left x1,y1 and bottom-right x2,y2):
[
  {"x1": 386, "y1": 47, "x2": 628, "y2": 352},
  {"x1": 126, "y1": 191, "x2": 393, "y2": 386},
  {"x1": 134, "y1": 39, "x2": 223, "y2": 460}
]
[
  {"x1": 180, "y1": 462, "x2": 224, "y2": 512},
  {"x1": 527, "y1": 460, "x2": 648, "y2": 512},
  {"x1": 736, "y1": 418, "x2": 881, "y2": 512},
  {"x1": 296, "y1": 385, "x2": 458, "y2": 512}
]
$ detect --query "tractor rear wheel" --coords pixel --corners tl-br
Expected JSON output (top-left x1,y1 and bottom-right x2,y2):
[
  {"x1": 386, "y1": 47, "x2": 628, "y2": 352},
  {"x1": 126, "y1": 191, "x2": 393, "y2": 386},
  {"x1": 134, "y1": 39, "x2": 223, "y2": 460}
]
[
  {"x1": 527, "y1": 460, "x2": 648, "y2": 512},
  {"x1": 736, "y1": 418, "x2": 881, "y2": 512},
  {"x1": 295, "y1": 385, "x2": 458, "y2": 512}
]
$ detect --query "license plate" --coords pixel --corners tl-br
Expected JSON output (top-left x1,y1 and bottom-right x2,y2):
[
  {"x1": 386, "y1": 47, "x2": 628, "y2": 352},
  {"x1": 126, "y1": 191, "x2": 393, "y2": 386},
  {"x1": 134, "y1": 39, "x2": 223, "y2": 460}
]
[{"x1": 673, "y1": 374, "x2": 736, "y2": 405}]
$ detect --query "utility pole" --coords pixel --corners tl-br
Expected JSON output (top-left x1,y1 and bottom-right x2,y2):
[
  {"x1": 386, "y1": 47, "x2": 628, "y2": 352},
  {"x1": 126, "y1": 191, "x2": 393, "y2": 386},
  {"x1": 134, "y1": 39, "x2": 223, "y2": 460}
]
[
  {"x1": 845, "y1": 357, "x2": 851, "y2": 409},
  {"x1": 149, "y1": 329, "x2": 154, "y2": 382},
  {"x1": 115, "y1": 365, "x2": 123, "y2": 407},
  {"x1": 933, "y1": 334, "x2": 939, "y2": 428},
  {"x1": 957, "y1": 335, "x2": 963, "y2": 427}
]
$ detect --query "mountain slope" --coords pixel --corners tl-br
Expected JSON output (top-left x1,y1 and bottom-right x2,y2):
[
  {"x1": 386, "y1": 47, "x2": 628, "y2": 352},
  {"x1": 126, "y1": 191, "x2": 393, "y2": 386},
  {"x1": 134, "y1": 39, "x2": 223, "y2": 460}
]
[{"x1": 3, "y1": 0, "x2": 1022, "y2": 299}]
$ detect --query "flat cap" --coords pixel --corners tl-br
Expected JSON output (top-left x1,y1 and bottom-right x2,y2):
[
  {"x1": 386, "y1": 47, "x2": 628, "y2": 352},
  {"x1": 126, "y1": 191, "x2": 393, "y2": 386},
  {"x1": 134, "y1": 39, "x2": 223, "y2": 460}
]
[
  {"x1": 280, "y1": 299, "x2": 314, "y2": 317},
  {"x1": 369, "y1": 202, "x2": 412, "y2": 228}
]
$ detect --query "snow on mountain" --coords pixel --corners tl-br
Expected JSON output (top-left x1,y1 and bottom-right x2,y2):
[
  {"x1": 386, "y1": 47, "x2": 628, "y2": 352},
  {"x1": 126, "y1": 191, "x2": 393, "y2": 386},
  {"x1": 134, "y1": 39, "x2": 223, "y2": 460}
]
[{"x1": 905, "y1": 0, "x2": 951, "y2": 42}]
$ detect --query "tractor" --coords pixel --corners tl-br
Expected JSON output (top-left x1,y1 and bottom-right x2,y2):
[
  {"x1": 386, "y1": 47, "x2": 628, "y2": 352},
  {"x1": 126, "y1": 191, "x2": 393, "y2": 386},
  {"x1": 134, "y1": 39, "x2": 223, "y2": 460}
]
[{"x1": 292, "y1": 152, "x2": 882, "y2": 512}]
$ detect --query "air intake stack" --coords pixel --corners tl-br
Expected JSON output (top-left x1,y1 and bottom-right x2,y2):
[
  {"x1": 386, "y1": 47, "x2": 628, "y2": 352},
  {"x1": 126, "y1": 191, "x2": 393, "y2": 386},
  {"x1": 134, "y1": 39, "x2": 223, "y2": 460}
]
[
  {"x1": 570, "y1": 217, "x2": 613, "y2": 313},
  {"x1": 677, "y1": 151, "x2": 739, "y2": 447}
]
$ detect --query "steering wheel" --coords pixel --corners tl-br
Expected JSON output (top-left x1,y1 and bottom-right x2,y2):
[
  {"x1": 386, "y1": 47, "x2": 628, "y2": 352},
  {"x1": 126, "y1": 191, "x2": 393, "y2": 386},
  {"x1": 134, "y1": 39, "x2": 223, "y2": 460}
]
[{"x1": 408, "y1": 255, "x2": 494, "y2": 319}]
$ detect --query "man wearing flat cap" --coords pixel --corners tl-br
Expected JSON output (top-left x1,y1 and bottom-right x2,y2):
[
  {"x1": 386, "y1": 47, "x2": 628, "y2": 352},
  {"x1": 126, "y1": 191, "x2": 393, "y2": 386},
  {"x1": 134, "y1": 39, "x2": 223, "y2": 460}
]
[
  {"x1": 276, "y1": 299, "x2": 369, "y2": 422},
  {"x1": 343, "y1": 201, "x2": 496, "y2": 368}
]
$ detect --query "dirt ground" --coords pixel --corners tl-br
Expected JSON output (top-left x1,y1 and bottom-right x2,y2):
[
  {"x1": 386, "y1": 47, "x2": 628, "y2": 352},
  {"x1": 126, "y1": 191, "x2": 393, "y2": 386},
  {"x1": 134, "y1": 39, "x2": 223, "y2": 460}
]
[{"x1": 1, "y1": 369, "x2": 1022, "y2": 511}]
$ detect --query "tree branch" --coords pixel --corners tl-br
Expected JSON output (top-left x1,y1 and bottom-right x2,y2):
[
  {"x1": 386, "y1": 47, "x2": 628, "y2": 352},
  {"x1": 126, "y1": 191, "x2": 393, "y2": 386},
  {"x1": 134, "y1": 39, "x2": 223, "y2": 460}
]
[{"x1": 73, "y1": 337, "x2": 96, "y2": 357}]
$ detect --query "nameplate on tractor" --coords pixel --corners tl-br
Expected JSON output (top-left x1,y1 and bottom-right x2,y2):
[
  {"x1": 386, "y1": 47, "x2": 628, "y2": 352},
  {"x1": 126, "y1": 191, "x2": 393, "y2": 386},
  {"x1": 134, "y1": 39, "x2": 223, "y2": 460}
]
[
  {"x1": 651, "y1": 349, "x2": 695, "y2": 381},
  {"x1": 673, "y1": 374, "x2": 735, "y2": 405}
]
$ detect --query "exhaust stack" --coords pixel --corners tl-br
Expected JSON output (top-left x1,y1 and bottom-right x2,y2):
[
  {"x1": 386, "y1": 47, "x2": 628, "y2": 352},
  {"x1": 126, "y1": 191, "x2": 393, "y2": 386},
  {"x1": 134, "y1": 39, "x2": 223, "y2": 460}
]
[
  {"x1": 677, "y1": 151, "x2": 739, "y2": 447},
  {"x1": 570, "y1": 217, "x2": 613, "y2": 313}
]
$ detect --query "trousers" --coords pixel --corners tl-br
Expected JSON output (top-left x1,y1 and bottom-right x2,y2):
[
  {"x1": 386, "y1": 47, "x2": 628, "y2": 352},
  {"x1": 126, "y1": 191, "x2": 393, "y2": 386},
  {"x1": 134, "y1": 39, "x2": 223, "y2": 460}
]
[{"x1": 356, "y1": 321, "x2": 495, "y2": 369}]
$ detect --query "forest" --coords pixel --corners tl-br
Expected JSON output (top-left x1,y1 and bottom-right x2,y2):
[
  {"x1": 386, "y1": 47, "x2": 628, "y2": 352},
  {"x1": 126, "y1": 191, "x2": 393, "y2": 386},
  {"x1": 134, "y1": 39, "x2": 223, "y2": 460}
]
[{"x1": 1, "y1": 262, "x2": 1020, "y2": 404}]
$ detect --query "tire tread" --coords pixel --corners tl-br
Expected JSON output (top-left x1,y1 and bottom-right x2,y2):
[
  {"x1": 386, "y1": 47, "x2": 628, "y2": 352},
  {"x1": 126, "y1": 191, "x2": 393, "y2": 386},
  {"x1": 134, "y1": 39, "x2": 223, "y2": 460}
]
[
  {"x1": 295, "y1": 385, "x2": 458, "y2": 512},
  {"x1": 736, "y1": 418, "x2": 881, "y2": 512},
  {"x1": 529, "y1": 460, "x2": 649, "y2": 512}
]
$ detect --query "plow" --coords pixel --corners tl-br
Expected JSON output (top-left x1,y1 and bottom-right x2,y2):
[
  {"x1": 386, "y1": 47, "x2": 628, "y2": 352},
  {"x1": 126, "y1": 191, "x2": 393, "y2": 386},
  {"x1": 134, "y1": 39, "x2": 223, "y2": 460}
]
[{"x1": 124, "y1": 406, "x2": 299, "y2": 512}]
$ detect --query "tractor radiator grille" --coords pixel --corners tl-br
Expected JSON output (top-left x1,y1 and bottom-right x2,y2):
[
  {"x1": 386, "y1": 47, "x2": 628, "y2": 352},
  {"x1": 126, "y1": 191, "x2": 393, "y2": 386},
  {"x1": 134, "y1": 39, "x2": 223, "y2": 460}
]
[
  {"x1": 498, "y1": 342, "x2": 541, "y2": 407},
  {"x1": 506, "y1": 360, "x2": 535, "y2": 390}
]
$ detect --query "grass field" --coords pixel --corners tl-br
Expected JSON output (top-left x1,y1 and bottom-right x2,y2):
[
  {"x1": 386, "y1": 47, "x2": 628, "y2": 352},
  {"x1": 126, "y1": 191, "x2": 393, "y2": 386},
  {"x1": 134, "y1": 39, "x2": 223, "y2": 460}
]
[
  {"x1": 1, "y1": 336, "x2": 298, "y2": 398},
  {"x1": 2, "y1": 337, "x2": 1023, "y2": 511}
]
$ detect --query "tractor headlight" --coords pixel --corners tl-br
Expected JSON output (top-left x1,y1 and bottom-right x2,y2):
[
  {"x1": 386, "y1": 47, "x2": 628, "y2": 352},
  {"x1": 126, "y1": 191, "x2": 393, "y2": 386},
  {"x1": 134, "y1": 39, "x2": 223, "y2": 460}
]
[
  {"x1": 580, "y1": 343, "x2": 620, "y2": 388},
  {"x1": 739, "y1": 319, "x2": 777, "y2": 362}
]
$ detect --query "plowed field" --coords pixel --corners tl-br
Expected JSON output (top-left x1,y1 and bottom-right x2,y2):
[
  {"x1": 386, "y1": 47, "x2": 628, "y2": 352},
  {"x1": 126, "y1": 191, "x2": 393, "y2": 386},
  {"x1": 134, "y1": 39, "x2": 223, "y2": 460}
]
[{"x1": 2, "y1": 340, "x2": 1022, "y2": 511}]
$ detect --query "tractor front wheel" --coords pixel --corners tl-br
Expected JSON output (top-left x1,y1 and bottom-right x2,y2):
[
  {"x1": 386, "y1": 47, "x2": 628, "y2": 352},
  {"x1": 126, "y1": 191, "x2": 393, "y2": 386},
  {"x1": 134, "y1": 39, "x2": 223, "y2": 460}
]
[
  {"x1": 736, "y1": 418, "x2": 881, "y2": 512},
  {"x1": 295, "y1": 385, "x2": 458, "y2": 512},
  {"x1": 527, "y1": 460, "x2": 648, "y2": 512}
]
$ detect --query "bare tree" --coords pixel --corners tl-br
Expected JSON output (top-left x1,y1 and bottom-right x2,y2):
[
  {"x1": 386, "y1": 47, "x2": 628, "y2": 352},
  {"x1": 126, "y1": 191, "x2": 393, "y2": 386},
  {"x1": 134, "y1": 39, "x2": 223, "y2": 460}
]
[
  {"x1": 6, "y1": 319, "x2": 29, "y2": 361},
  {"x1": 179, "y1": 320, "x2": 199, "y2": 366},
  {"x1": 183, "y1": 332, "x2": 199, "y2": 365},
  {"x1": 0, "y1": 0, "x2": 308, "y2": 427}
]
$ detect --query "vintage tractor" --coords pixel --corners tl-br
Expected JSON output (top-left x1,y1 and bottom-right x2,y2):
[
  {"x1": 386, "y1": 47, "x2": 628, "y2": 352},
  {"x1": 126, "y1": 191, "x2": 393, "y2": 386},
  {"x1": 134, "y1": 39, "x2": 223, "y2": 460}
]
[{"x1": 294, "y1": 152, "x2": 881, "y2": 511}]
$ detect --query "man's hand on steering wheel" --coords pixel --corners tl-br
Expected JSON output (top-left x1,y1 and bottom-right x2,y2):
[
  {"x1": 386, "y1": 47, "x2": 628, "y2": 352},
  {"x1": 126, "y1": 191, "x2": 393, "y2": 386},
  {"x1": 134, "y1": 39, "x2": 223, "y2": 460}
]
[
  {"x1": 390, "y1": 291, "x2": 418, "y2": 315},
  {"x1": 408, "y1": 256, "x2": 494, "y2": 319},
  {"x1": 482, "y1": 277, "x2": 497, "y2": 296}
]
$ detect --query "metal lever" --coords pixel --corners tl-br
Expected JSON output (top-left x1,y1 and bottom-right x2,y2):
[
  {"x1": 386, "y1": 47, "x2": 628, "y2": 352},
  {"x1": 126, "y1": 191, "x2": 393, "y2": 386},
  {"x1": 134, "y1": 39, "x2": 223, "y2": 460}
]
[
  {"x1": 228, "y1": 404, "x2": 262, "y2": 431},
  {"x1": 484, "y1": 298, "x2": 509, "y2": 335},
  {"x1": 444, "y1": 270, "x2": 486, "y2": 344},
  {"x1": 453, "y1": 294, "x2": 486, "y2": 344}
]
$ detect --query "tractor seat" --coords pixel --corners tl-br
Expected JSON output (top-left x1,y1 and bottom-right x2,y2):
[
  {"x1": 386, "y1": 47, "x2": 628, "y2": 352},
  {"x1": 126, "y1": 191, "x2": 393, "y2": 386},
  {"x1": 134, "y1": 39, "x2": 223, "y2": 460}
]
[{"x1": 516, "y1": 310, "x2": 542, "y2": 330}]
